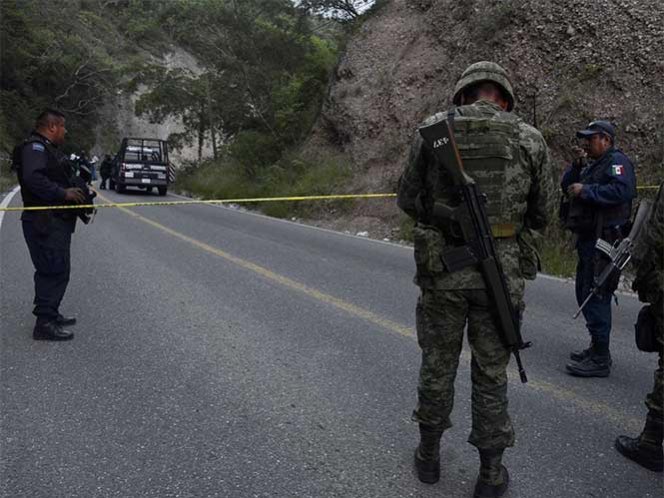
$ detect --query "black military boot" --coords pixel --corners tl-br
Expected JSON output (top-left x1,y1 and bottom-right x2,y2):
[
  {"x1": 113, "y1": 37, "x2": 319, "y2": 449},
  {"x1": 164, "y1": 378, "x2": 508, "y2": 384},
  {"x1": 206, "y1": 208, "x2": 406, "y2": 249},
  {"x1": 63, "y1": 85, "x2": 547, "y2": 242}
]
[
  {"x1": 615, "y1": 412, "x2": 663, "y2": 472},
  {"x1": 570, "y1": 341, "x2": 593, "y2": 362},
  {"x1": 473, "y1": 448, "x2": 509, "y2": 498},
  {"x1": 33, "y1": 319, "x2": 74, "y2": 341},
  {"x1": 566, "y1": 343, "x2": 611, "y2": 377},
  {"x1": 56, "y1": 314, "x2": 77, "y2": 326},
  {"x1": 414, "y1": 424, "x2": 442, "y2": 484}
]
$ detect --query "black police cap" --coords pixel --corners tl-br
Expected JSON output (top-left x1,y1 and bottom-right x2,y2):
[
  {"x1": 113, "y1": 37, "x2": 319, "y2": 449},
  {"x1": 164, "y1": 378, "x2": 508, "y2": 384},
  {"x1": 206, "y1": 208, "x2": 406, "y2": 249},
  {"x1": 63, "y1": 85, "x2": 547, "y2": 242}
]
[{"x1": 576, "y1": 120, "x2": 616, "y2": 139}]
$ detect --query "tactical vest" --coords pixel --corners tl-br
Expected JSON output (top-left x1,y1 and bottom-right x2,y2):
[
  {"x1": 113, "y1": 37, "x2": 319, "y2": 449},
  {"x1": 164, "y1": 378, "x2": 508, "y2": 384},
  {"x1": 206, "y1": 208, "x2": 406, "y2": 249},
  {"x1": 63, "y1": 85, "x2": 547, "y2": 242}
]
[
  {"x1": 448, "y1": 105, "x2": 525, "y2": 236},
  {"x1": 14, "y1": 133, "x2": 72, "y2": 208}
]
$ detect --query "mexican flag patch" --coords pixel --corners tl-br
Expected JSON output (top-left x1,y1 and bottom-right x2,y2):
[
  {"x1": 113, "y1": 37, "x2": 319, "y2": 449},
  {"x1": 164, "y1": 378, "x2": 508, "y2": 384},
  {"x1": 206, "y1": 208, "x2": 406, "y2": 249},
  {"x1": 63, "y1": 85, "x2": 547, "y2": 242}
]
[{"x1": 611, "y1": 164, "x2": 624, "y2": 176}]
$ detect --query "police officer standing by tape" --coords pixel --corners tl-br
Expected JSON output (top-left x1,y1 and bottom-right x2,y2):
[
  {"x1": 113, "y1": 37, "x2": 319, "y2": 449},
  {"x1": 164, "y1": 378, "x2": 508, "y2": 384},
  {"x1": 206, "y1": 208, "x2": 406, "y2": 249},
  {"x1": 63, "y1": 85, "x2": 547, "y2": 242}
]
[
  {"x1": 14, "y1": 109, "x2": 85, "y2": 341},
  {"x1": 615, "y1": 182, "x2": 664, "y2": 472},
  {"x1": 398, "y1": 62, "x2": 554, "y2": 498},
  {"x1": 99, "y1": 154, "x2": 112, "y2": 189},
  {"x1": 561, "y1": 121, "x2": 637, "y2": 377}
]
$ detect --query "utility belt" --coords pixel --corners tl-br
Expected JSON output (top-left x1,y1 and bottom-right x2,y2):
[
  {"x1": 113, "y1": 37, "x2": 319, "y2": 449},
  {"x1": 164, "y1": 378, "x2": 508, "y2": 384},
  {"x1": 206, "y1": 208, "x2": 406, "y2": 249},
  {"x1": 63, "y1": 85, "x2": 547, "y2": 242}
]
[
  {"x1": 563, "y1": 197, "x2": 630, "y2": 237},
  {"x1": 418, "y1": 203, "x2": 517, "y2": 274}
]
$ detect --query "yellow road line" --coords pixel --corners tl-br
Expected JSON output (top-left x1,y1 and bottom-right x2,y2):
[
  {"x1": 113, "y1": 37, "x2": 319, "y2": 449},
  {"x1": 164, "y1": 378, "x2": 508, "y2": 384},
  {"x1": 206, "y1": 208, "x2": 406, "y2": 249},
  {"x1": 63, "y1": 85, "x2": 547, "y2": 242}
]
[
  {"x1": 110, "y1": 198, "x2": 413, "y2": 339},
  {"x1": 105, "y1": 192, "x2": 642, "y2": 432}
]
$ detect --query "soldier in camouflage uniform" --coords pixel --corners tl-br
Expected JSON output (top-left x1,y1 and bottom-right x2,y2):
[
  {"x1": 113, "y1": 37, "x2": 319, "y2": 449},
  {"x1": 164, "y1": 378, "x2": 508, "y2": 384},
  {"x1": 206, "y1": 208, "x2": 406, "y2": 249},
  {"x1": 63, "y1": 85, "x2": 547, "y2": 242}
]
[
  {"x1": 397, "y1": 61, "x2": 555, "y2": 498},
  {"x1": 615, "y1": 182, "x2": 664, "y2": 472}
]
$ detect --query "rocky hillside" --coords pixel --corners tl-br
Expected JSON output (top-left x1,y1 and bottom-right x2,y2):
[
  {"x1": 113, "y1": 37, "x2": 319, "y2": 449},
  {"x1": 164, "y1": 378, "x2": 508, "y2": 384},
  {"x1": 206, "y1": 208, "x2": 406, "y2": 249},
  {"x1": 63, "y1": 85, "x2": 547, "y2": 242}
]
[
  {"x1": 94, "y1": 48, "x2": 212, "y2": 164},
  {"x1": 309, "y1": 0, "x2": 664, "y2": 234}
]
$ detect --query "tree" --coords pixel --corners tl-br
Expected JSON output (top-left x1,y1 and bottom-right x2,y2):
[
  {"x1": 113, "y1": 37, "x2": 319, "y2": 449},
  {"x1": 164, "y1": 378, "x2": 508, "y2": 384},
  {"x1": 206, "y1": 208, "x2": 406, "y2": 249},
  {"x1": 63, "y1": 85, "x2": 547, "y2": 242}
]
[
  {"x1": 134, "y1": 0, "x2": 338, "y2": 173},
  {"x1": 297, "y1": 0, "x2": 373, "y2": 21},
  {"x1": 0, "y1": 1, "x2": 121, "y2": 150}
]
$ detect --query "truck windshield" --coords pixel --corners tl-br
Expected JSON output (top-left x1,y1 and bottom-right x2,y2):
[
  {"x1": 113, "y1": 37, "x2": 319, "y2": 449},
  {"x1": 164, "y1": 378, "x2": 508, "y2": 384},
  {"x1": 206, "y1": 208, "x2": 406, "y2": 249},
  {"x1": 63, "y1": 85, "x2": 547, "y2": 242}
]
[{"x1": 124, "y1": 139, "x2": 167, "y2": 164}]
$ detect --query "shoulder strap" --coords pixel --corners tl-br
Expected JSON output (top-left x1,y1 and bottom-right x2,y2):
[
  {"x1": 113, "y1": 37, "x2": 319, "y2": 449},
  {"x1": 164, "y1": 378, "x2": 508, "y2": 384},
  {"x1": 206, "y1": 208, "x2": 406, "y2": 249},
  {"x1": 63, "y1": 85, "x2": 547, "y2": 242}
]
[{"x1": 447, "y1": 107, "x2": 456, "y2": 131}]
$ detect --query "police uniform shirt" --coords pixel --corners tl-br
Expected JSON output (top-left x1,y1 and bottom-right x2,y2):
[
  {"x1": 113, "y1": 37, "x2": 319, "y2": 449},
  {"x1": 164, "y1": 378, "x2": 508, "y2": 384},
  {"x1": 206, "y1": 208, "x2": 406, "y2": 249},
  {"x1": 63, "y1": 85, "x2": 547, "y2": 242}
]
[
  {"x1": 20, "y1": 136, "x2": 68, "y2": 203},
  {"x1": 561, "y1": 147, "x2": 636, "y2": 228}
]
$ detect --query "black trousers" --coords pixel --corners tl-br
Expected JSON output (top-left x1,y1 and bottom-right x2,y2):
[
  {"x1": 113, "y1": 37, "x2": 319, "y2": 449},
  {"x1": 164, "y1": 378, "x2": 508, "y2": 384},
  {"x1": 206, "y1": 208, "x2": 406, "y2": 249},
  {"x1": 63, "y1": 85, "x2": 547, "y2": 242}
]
[{"x1": 22, "y1": 217, "x2": 74, "y2": 321}]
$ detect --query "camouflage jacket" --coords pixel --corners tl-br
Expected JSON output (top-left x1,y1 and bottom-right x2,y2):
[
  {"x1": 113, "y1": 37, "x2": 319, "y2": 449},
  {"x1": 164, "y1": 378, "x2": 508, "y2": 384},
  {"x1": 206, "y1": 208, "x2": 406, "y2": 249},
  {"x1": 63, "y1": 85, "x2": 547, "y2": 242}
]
[
  {"x1": 397, "y1": 100, "x2": 556, "y2": 295},
  {"x1": 632, "y1": 182, "x2": 664, "y2": 304}
]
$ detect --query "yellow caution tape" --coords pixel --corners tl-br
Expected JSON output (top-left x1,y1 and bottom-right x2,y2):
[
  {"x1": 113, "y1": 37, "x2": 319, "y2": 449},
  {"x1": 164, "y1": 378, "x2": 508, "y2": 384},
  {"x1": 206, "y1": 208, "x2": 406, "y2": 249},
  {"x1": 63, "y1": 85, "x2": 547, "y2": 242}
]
[
  {"x1": 1, "y1": 184, "x2": 660, "y2": 212},
  {"x1": 0, "y1": 193, "x2": 397, "y2": 212}
]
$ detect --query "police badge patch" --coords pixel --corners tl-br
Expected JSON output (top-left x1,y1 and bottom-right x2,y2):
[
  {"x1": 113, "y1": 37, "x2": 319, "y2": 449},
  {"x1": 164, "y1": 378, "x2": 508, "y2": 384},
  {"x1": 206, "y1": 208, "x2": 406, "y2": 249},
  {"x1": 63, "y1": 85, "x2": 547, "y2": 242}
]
[
  {"x1": 611, "y1": 164, "x2": 624, "y2": 176},
  {"x1": 32, "y1": 143, "x2": 45, "y2": 152}
]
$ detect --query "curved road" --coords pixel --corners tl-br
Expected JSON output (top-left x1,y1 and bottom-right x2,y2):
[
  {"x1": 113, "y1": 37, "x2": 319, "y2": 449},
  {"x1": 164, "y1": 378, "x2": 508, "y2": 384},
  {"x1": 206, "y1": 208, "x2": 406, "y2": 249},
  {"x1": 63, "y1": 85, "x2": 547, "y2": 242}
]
[{"x1": 1, "y1": 186, "x2": 661, "y2": 497}]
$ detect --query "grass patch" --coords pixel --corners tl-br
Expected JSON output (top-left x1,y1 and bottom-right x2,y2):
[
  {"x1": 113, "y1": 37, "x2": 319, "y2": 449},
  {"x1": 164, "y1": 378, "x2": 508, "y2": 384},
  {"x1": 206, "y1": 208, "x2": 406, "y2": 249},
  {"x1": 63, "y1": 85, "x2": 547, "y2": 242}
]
[
  {"x1": 475, "y1": 0, "x2": 516, "y2": 41},
  {"x1": 539, "y1": 225, "x2": 577, "y2": 278},
  {"x1": 0, "y1": 160, "x2": 17, "y2": 194},
  {"x1": 398, "y1": 215, "x2": 415, "y2": 242},
  {"x1": 174, "y1": 150, "x2": 353, "y2": 219}
]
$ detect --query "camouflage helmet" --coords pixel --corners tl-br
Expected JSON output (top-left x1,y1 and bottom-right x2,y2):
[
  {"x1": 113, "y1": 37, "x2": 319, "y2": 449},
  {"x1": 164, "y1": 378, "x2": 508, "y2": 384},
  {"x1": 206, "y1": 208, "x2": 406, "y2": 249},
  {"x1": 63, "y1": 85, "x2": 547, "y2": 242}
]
[{"x1": 452, "y1": 61, "x2": 515, "y2": 111}]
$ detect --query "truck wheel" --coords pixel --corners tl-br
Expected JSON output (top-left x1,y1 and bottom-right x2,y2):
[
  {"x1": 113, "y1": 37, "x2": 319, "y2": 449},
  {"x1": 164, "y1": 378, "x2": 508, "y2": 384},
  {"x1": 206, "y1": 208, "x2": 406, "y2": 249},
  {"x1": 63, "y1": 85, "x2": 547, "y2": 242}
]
[{"x1": 158, "y1": 187, "x2": 167, "y2": 196}]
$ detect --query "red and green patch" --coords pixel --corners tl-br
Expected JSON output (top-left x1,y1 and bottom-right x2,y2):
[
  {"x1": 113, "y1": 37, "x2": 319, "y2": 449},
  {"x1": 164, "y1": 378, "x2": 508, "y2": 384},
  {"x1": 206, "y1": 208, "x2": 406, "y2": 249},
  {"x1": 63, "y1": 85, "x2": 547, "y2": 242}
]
[{"x1": 611, "y1": 164, "x2": 624, "y2": 176}]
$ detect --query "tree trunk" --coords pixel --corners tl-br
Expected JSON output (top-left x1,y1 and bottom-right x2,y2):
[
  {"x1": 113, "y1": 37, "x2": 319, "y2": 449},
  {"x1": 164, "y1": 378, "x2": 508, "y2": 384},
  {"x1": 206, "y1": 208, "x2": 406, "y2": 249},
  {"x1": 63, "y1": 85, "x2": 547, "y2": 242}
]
[
  {"x1": 198, "y1": 109, "x2": 204, "y2": 162},
  {"x1": 205, "y1": 76, "x2": 218, "y2": 159}
]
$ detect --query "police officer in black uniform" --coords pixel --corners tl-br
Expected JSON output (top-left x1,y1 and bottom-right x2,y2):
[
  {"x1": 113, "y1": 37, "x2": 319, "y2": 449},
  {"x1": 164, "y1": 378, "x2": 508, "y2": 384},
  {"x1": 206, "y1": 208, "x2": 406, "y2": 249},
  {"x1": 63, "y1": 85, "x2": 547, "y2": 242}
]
[
  {"x1": 560, "y1": 120, "x2": 637, "y2": 376},
  {"x1": 16, "y1": 109, "x2": 85, "y2": 341},
  {"x1": 99, "y1": 154, "x2": 113, "y2": 189}
]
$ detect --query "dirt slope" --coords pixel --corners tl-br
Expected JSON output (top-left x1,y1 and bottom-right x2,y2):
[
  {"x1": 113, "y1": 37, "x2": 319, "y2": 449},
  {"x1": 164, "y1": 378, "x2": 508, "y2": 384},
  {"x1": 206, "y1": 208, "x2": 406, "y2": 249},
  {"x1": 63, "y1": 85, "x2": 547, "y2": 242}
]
[{"x1": 307, "y1": 0, "x2": 664, "y2": 236}]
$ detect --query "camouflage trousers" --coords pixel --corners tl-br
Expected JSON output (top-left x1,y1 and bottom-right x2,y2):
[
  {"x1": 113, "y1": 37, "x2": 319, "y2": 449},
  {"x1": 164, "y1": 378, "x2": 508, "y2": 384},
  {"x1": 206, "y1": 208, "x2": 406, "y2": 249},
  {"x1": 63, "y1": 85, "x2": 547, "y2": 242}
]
[
  {"x1": 645, "y1": 296, "x2": 663, "y2": 418},
  {"x1": 412, "y1": 288, "x2": 517, "y2": 449}
]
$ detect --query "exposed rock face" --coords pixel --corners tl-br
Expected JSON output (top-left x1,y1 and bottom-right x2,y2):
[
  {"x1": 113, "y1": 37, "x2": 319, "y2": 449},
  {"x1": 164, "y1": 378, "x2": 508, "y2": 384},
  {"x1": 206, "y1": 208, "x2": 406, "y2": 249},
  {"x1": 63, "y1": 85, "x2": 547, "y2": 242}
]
[
  {"x1": 94, "y1": 47, "x2": 213, "y2": 165},
  {"x1": 312, "y1": 0, "x2": 664, "y2": 200}
]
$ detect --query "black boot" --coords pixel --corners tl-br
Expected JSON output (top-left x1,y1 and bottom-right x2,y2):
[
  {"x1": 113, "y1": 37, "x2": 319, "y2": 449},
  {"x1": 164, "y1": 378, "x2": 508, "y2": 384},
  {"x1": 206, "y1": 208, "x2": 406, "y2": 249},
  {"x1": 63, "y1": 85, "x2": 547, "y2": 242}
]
[
  {"x1": 615, "y1": 412, "x2": 663, "y2": 472},
  {"x1": 33, "y1": 319, "x2": 74, "y2": 341},
  {"x1": 414, "y1": 424, "x2": 442, "y2": 484},
  {"x1": 474, "y1": 449, "x2": 509, "y2": 498},
  {"x1": 566, "y1": 342, "x2": 611, "y2": 377},
  {"x1": 56, "y1": 314, "x2": 77, "y2": 326},
  {"x1": 570, "y1": 341, "x2": 593, "y2": 362}
]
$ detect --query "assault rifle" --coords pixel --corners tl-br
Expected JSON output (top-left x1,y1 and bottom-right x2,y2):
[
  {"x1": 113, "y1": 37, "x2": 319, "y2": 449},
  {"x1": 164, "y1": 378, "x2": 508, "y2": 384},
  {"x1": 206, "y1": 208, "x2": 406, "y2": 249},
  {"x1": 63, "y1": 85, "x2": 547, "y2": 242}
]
[
  {"x1": 573, "y1": 200, "x2": 652, "y2": 319},
  {"x1": 419, "y1": 118, "x2": 531, "y2": 383}
]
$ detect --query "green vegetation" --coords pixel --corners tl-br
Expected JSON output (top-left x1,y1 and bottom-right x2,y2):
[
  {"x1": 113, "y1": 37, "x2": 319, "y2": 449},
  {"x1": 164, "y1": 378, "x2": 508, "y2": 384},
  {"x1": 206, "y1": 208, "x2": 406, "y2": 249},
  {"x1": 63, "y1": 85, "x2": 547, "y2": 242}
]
[
  {"x1": 0, "y1": 0, "x2": 370, "y2": 219},
  {"x1": 540, "y1": 226, "x2": 577, "y2": 278},
  {"x1": 578, "y1": 63, "x2": 604, "y2": 82},
  {"x1": 475, "y1": 0, "x2": 517, "y2": 40},
  {"x1": 133, "y1": 0, "x2": 343, "y2": 164},
  {"x1": 0, "y1": 161, "x2": 17, "y2": 194},
  {"x1": 175, "y1": 148, "x2": 353, "y2": 219},
  {"x1": 398, "y1": 215, "x2": 415, "y2": 243}
]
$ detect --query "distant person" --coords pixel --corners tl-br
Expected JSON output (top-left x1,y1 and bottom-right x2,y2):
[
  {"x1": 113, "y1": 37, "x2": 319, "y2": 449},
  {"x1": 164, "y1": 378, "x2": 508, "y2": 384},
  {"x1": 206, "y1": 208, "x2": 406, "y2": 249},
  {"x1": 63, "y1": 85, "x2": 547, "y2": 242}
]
[
  {"x1": 560, "y1": 121, "x2": 637, "y2": 377},
  {"x1": 99, "y1": 154, "x2": 112, "y2": 189},
  {"x1": 397, "y1": 61, "x2": 554, "y2": 498},
  {"x1": 78, "y1": 151, "x2": 92, "y2": 185},
  {"x1": 90, "y1": 154, "x2": 98, "y2": 181},
  {"x1": 615, "y1": 182, "x2": 663, "y2": 472},
  {"x1": 13, "y1": 109, "x2": 85, "y2": 341}
]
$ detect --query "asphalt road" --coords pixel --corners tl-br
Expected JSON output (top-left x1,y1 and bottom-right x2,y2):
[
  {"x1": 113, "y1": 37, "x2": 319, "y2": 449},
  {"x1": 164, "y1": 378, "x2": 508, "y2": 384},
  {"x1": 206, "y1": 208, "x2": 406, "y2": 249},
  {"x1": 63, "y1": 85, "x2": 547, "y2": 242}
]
[{"x1": 1, "y1": 185, "x2": 661, "y2": 498}]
